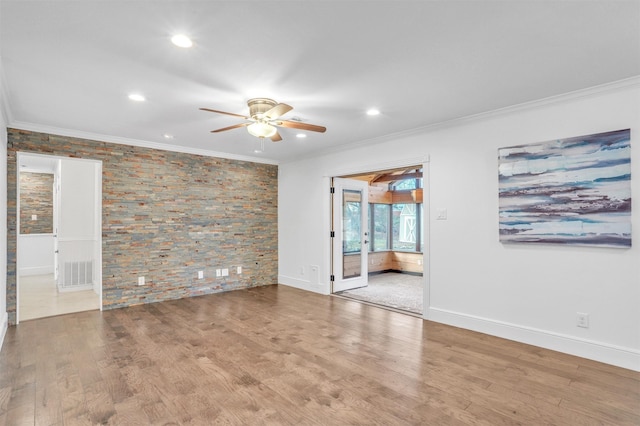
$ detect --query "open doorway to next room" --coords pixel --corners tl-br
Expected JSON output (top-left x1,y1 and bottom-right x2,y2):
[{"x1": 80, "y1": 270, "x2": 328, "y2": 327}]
[
  {"x1": 332, "y1": 166, "x2": 424, "y2": 315},
  {"x1": 17, "y1": 153, "x2": 102, "y2": 322}
]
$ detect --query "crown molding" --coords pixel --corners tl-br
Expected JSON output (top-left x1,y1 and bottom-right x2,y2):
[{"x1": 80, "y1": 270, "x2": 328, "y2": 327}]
[
  {"x1": 7, "y1": 121, "x2": 279, "y2": 166},
  {"x1": 290, "y1": 75, "x2": 640, "y2": 164}
]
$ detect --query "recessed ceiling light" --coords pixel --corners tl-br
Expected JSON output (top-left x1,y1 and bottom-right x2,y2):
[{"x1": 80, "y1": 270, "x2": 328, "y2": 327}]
[
  {"x1": 128, "y1": 93, "x2": 146, "y2": 102},
  {"x1": 296, "y1": 133, "x2": 307, "y2": 138},
  {"x1": 366, "y1": 108, "x2": 380, "y2": 116},
  {"x1": 162, "y1": 133, "x2": 174, "y2": 139},
  {"x1": 171, "y1": 34, "x2": 193, "y2": 48}
]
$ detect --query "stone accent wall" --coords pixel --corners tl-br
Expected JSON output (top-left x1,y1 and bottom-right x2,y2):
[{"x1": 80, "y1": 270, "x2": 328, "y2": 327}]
[
  {"x1": 19, "y1": 172, "x2": 54, "y2": 235},
  {"x1": 6, "y1": 129, "x2": 278, "y2": 324}
]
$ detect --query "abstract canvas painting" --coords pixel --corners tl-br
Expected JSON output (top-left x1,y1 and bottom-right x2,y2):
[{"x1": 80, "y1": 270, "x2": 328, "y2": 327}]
[{"x1": 498, "y1": 129, "x2": 631, "y2": 248}]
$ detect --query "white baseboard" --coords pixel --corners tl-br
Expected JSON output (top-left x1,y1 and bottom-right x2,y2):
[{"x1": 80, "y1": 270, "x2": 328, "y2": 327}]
[
  {"x1": 19, "y1": 265, "x2": 54, "y2": 276},
  {"x1": 278, "y1": 275, "x2": 330, "y2": 295},
  {"x1": 427, "y1": 307, "x2": 640, "y2": 372},
  {"x1": 0, "y1": 312, "x2": 8, "y2": 352},
  {"x1": 58, "y1": 283, "x2": 93, "y2": 293}
]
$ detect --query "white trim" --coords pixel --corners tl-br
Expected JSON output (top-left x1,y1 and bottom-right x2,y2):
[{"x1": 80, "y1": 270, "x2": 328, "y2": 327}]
[
  {"x1": 18, "y1": 233, "x2": 54, "y2": 238},
  {"x1": 58, "y1": 284, "x2": 93, "y2": 293},
  {"x1": 57, "y1": 237, "x2": 98, "y2": 243},
  {"x1": 0, "y1": 312, "x2": 7, "y2": 351},
  {"x1": 278, "y1": 275, "x2": 329, "y2": 295},
  {"x1": 427, "y1": 307, "x2": 640, "y2": 372},
  {"x1": 9, "y1": 121, "x2": 279, "y2": 166},
  {"x1": 19, "y1": 265, "x2": 54, "y2": 276}
]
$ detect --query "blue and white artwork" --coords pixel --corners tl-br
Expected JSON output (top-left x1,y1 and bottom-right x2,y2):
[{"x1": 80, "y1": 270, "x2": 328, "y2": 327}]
[{"x1": 498, "y1": 129, "x2": 631, "y2": 248}]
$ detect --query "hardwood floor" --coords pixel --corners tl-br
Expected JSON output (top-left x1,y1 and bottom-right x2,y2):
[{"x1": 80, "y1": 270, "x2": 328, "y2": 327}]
[{"x1": 0, "y1": 284, "x2": 638, "y2": 425}]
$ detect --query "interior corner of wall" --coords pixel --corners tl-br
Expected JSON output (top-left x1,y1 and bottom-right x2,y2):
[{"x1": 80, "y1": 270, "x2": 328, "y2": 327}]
[{"x1": 0, "y1": 311, "x2": 8, "y2": 352}]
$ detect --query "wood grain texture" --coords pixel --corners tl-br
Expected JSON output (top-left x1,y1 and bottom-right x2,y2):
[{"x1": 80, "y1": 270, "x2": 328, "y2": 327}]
[{"x1": 0, "y1": 284, "x2": 638, "y2": 425}]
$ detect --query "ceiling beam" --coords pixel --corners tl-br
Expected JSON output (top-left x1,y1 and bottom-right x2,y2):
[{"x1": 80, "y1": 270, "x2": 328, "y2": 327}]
[{"x1": 373, "y1": 171, "x2": 422, "y2": 183}]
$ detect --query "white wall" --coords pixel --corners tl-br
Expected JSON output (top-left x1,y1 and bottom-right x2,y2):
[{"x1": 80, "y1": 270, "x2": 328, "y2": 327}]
[
  {"x1": 278, "y1": 80, "x2": 640, "y2": 371},
  {"x1": 0, "y1": 67, "x2": 8, "y2": 348},
  {"x1": 17, "y1": 234, "x2": 54, "y2": 275},
  {"x1": 59, "y1": 159, "x2": 96, "y2": 240}
]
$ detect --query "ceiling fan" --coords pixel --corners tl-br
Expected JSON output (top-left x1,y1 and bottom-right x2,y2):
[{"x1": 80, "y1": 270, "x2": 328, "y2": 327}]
[{"x1": 200, "y1": 98, "x2": 326, "y2": 142}]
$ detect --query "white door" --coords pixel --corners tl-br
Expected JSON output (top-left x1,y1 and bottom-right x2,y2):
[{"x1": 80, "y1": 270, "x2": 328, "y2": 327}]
[
  {"x1": 332, "y1": 178, "x2": 369, "y2": 292},
  {"x1": 53, "y1": 170, "x2": 60, "y2": 281}
]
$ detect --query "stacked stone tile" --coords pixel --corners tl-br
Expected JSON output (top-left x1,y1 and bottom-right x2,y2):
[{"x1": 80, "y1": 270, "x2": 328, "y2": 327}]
[
  {"x1": 19, "y1": 172, "x2": 54, "y2": 235},
  {"x1": 6, "y1": 129, "x2": 278, "y2": 324}
]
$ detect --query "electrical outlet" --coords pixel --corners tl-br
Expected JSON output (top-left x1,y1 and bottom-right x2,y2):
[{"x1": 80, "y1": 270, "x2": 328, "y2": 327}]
[
  {"x1": 138, "y1": 276, "x2": 145, "y2": 286},
  {"x1": 198, "y1": 270, "x2": 204, "y2": 279},
  {"x1": 237, "y1": 266, "x2": 242, "y2": 274},
  {"x1": 577, "y1": 312, "x2": 589, "y2": 328},
  {"x1": 216, "y1": 269, "x2": 221, "y2": 277}
]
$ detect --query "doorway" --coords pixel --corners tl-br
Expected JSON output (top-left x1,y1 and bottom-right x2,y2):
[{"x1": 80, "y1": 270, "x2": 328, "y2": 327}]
[
  {"x1": 16, "y1": 153, "x2": 102, "y2": 323},
  {"x1": 331, "y1": 164, "x2": 426, "y2": 316}
]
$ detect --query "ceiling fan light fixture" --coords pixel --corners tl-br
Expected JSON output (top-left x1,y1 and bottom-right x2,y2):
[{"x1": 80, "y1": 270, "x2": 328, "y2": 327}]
[
  {"x1": 247, "y1": 121, "x2": 277, "y2": 138},
  {"x1": 171, "y1": 34, "x2": 193, "y2": 48},
  {"x1": 128, "y1": 93, "x2": 146, "y2": 102}
]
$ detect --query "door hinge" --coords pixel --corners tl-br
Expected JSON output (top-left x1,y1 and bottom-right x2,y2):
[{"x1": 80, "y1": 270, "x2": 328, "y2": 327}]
[
  {"x1": 330, "y1": 275, "x2": 335, "y2": 282},
  {"x1": 330, "y1": 231, "x2": 335, "y2": 238},
  {"x1": 330, "y1": 187, "x2": 335, "y2": 194}
]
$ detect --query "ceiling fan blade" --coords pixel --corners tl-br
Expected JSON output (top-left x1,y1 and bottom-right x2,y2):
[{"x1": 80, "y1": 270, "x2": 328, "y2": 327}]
[
  {"x1": 200, "y1": 108, "x2": 249, "y2": 119},
  {"x1": 276, "y1": 120, "x2": 326, "y2": 133},
  {"x1": 210, "y1": 122, "x2": 250, "y2": 133},
  {"x1": 270, "y1": 131, "x2": 282, "y2": 142},
  {"x1": 264, "y1": 103, "x2": 293, "y2": 120}
]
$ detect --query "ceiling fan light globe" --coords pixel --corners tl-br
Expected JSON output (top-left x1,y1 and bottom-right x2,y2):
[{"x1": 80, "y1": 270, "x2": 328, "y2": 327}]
[{"x1": 247, "y1": 122, "x2": 277, "y2": 138}]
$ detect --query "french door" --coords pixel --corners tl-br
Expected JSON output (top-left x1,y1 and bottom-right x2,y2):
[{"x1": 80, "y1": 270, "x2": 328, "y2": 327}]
[{"x1": 332, "y1": 178, "x2": 369, "y2": 292}]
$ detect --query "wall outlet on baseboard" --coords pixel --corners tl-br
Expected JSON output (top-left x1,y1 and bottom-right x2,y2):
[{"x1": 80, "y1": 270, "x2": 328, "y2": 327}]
[
  {"x1": 577, "y1": 312, "x2": 589, "y2": 328},
  {"x1": 138, "y1": 276, "x2": 145, "y2": 286}
]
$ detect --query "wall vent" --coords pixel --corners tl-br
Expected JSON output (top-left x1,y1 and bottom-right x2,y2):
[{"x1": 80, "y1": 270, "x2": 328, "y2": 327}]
[{"x1": 62, "y1": 260, "x2": 93, "y2": 288}]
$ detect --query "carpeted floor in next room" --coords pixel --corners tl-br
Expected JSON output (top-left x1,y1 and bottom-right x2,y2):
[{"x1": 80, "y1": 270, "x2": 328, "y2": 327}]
[{"x1": 335, "y1": 272, "x2": 423, "y2": 314}]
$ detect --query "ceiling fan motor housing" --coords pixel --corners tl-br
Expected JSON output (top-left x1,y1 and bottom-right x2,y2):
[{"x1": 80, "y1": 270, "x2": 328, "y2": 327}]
[{"x1": 248, "y1": 98, "x2": 277, "y2": 119}]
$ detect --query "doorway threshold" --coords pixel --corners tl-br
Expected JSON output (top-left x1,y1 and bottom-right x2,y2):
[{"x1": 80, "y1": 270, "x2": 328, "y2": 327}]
[{"x1": 331, "y1": 293, "x2": 422, "y2": 318}]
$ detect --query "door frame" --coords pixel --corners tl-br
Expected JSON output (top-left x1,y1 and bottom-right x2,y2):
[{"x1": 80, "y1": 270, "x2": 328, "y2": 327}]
[
  {"x1": 15, "y1": 152, "x2": 103, "y2": 324},
  {"x1": 325, "y1": 155, "x2": 431, "y2": 319}
]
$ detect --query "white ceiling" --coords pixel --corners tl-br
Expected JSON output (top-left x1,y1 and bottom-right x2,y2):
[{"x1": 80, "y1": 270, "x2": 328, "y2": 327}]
[{"x1": 1, "y1": 1, "x2": 639, "y2": 164}]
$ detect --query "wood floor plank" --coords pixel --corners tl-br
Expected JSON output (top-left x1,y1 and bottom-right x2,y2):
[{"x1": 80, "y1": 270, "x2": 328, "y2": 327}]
[{"x1": 1, "y1": 284, "x2": 639, "y2": 425}]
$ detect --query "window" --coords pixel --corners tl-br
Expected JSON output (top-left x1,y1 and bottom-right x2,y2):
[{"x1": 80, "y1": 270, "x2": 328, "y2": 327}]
[
  {"x1": 391, "y1": 203, "x2": 422, "y2": 252},
  {"x1": 369, "y1": 202, "x2": 422, "y2": 253},
  {"x1": 370, "y1": 204, "x2": 390, "y2": 251},
  {"x1": 391, "y1": 178, "x2": 422, "y2": 191},
  {"x1": 368, "y1": 171, "x2": 423, "y2": 253},
  {"x1": 343, "y1": 190, "x2": 362, "y2": 254}
]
